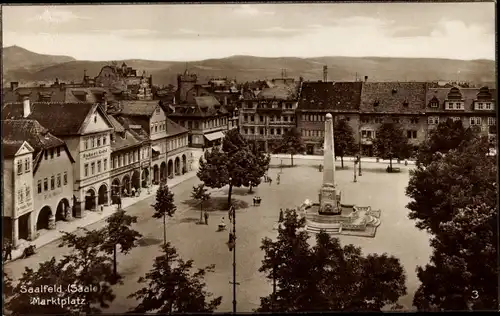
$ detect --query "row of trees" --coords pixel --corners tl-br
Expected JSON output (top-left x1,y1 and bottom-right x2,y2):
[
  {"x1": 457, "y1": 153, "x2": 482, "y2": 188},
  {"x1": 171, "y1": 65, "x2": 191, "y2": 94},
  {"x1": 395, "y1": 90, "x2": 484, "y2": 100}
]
[
  {"x1": 406, "y1": 119, "x2": 498, "y2": 310},
  {"x1": 272, "y1": 119, "x2": 414, "y2": 171},
  {"x1": 4, "y1": 186, "x2": 222, "y2": 315}
]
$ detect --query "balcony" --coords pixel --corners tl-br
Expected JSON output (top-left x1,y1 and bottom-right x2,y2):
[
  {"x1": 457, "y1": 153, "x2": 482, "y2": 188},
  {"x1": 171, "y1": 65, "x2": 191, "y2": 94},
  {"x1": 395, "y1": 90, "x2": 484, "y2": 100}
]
[
  {"x1": 256, "y1": 107, "x2": 283, "y2": 114},
  {"x1": 361, "y1": 137, "x2": 373, "y2": 145}
]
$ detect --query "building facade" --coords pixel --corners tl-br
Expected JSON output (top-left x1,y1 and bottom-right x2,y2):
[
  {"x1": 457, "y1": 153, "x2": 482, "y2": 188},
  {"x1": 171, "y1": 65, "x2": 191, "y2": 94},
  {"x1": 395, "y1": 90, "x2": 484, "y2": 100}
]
[
  {"x1": 239, "y1": 78, "x2": 300, "y2": 151},
  {"x1": 2, "y1": 141, "x2": 34, "y2": 248}
]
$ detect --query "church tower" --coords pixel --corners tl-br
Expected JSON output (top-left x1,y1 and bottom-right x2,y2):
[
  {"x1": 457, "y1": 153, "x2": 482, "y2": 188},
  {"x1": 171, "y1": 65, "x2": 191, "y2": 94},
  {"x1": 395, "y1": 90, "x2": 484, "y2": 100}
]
[{"x1": 176, "y1": 66, "x2": 197, "y2": 103}]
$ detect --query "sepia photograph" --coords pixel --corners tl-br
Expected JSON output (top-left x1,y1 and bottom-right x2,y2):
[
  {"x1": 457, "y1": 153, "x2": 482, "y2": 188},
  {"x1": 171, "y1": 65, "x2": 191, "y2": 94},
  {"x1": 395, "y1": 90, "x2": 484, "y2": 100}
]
[{"x1": 1, "y1": 2, "x2": 497, "y2": 314}]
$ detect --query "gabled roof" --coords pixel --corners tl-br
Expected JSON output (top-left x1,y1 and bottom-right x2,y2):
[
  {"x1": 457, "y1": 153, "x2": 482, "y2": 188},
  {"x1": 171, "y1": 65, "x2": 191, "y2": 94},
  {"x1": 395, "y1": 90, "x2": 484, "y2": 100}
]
[
  {"x1": 120, "y1": 100, "x2": 160, "y2": 116},
  {"x1": 2, "y1": 86, "x2": 67, "y2": 103},
  {"x1": 169, "y1": 96, "x2": 229, "y2": 118},
  {"x1": 2, "y1": 140, "x2": 26, "y2": 159},
  {"x1": 297, "y1": 81, "x2": 363, "y2": 111},
  {"x1": 107, "y1": 115, "x2": 125, "y2": 133},
  {"x1": 2, "y1": 102, "x2": 112, "y2": 136},
  {"x1": 111, "y1": 130, "x2": 142, "y2": 152},
  {"x1": 257, "y1": 81, "x2": 299, "y2": 100},
  {"x1": 359, "y1": 82, "x2": 427, "y2": 114},
  {"x1": 2, "y1": 119, "x2": 75, "y2": 169},
  {"x1": 425, "y1": 86, "x2": 496, "y2": 112},
  {"x1": 166, "y1": 118, "x2": 189, "y2": 137},
  {"x1": 194, "y1": 96, "x2": 220, "y2": 108}
]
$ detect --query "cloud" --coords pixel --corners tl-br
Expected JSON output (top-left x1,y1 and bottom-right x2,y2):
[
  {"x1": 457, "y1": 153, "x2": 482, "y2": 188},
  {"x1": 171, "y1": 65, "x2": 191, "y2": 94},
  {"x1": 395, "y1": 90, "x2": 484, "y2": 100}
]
[
  {"x1": 90, "y1": 29, "x2": 159, "y2": 37},
  {"x1": 255, "y1": 26, "x2": 300, "y2": 33},
  {"x1": 234, "y1": 4, "x2": 274, "y2": 16},
  {"x1": 30, "y1": 7, "x2": 90, "y2": 24}
]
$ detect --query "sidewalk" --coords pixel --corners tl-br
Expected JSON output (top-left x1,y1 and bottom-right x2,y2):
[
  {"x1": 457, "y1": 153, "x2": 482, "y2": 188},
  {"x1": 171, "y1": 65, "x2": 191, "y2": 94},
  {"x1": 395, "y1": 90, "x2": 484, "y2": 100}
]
[
  {"x1": 271, "y1": 154, "x2": 416, "y2": 165},
  {"x1": 10, "y1": 171, "x2": 197, "y2": 261}
]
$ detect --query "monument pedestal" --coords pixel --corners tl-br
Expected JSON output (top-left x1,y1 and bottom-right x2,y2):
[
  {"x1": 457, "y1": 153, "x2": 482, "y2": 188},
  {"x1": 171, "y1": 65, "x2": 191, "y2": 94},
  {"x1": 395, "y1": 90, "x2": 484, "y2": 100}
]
[{"x1": 318, "y1": 185, "x2": 341, "y2": 215}]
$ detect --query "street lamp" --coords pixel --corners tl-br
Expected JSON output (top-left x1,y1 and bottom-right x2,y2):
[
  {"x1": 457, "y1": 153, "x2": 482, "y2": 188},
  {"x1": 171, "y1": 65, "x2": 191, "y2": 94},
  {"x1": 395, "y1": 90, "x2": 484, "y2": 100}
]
[
  {"x1": 358, "y1": 130, "x2": 362, "y2": 176},
  {"x1": 353, "y1": 159, "x2": 357, "y2": 183},
  {"x1": 280, "y1": 159, "x2": 283, "y2": 174},
  {"x1": 227, "y1": 177, "x2": 238, "y2": 314}
]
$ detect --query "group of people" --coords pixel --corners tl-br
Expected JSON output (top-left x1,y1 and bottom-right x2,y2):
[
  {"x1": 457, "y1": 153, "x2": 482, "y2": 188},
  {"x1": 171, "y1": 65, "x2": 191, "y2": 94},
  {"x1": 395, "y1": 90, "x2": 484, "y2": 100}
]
[{"x1": 263, "y1": 173, "x2": 281, "y2": 185}]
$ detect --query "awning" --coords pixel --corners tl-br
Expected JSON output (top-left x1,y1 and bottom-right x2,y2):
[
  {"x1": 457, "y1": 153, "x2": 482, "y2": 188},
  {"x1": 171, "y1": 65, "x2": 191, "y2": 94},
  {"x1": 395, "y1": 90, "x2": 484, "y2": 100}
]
[
  {"x1": 204, "y1": 131, "x2": 225, "y2": 142},
  {"x1": 152, "y1": 146, "x2": 161, "y2": 153}
]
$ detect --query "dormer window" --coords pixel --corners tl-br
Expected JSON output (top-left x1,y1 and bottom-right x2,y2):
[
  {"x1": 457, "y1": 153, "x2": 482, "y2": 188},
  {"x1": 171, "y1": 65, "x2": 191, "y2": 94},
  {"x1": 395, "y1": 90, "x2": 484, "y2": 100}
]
[
  {"x1": 403, "y1": 100, "x2": 409, "y2": 107},
  {"x1": 392, "y1": 88, "x2": 397, "y2": 94},
  {"x1": 429, "y1": 97, "x2": 439, "y2": 108},
  {"x1": 374, "y1": 100, "x2": 380, "y2": 107}
]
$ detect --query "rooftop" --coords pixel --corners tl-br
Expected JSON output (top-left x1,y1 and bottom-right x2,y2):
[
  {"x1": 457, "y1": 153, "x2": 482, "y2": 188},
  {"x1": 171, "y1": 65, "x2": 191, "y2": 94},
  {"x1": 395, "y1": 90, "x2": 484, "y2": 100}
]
[
  {"x1": 359, "y1": 82, "x2": 427, "y2": 114},
  {"x1": 298, "y1": 81, "x2": 363, "y2": 111}
]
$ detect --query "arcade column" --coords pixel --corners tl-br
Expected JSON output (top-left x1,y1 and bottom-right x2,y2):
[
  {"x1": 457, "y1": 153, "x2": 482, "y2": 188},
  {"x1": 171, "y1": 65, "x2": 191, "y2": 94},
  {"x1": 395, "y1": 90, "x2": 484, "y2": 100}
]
[
  {"x1": 27, "y1": 212, "x2": 35, "y2": 241},
  {"x1": 48, "y1": 213, "x2": 56, "y2": 230},
  {"x1": 72, "y1": 196, "x2": 83, "y2": 218},
  {"x1": 11, "y1": 217, "x2": 19, "y2": 248}
]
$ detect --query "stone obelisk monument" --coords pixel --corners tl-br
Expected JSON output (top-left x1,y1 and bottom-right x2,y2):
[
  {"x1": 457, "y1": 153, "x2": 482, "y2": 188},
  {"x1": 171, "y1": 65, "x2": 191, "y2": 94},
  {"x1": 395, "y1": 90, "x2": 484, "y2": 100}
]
[{"x1": 318, "y1": 113, "x2": 341, "y2": 215}]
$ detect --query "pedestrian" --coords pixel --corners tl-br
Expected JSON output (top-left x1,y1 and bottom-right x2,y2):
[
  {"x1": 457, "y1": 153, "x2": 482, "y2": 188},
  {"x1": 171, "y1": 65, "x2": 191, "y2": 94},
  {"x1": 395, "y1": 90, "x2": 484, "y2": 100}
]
[
  {"x1": 4, "y1": 239, "x2": 12, "y2": 262},
  {"x1": 131, "y1": 187, "x2": 136, "y2": 196},
  {"x1": 100, "y1": 205, "x2": 104, "y2": 213},
  {"x1": 204, "y1": 211, "x2": 209, "y2": 225},
  {"x1": 279, "y1": 208, "x2": 284, "y2": 222},
  {"x1": 277, "y1": 174, "x2": 280, "y2": 185},
  {"x1": 269, "y1": 178, "x2": 272, "y2": 186},
  {"x1": 118, "y1": 196, "x2": 122, "y2": 210}
]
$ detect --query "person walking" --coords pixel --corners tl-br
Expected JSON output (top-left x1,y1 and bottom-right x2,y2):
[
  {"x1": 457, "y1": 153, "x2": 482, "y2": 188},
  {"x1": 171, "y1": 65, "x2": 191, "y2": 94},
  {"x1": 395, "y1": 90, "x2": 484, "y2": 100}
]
[
  {"x1": 277, "y1": 174, "x2": 280, "y2": 185},
  {"x1": 279, "y1": 208, "x2": 284, "y2": 222},
  {"x1": 204, "y1": 211, "x2": 209, "y2": 225},
  {"x1": 3, "y1": 239, "x2": 12, "y2": 262},
  {"x1": 269, "y1": 177, "x2": 272, "y2": 186}
]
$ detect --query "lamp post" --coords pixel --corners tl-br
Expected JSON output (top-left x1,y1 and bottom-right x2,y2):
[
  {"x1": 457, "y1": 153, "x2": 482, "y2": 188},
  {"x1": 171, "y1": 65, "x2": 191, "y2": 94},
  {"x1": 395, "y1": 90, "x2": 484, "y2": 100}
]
[
  {"x1": 228, "y1": 177, "x2": 238, "y2": 314},
  {"x1": 353, "y1": 159, "x2": 357, "y2": 183},
  {"x1": 280, "y1": 159, "x2": 283, "y2": 174},
  {"x1": 358, "y1": 130, "x2": 362, "y2": 176}
]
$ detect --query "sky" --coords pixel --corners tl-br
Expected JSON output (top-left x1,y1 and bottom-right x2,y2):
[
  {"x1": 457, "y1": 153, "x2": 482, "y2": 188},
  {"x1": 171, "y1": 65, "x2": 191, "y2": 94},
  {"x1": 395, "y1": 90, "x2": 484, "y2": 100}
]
[{"x1": 2, "y1": 3, "x2": 496, "y2": 61}]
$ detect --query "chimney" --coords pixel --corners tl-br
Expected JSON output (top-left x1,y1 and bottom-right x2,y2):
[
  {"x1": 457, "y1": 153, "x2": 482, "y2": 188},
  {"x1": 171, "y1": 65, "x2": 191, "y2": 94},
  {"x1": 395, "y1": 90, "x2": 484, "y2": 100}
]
[
  {"x1": 224, "y1": 96, "x2": 228, "y2": 106},
  {"x1": 10, "y1": 82, "x2": 19, "y2": 91},
  {"x1": 364, "y1": 76, "x2": 368, "y2": 82},
  {"x1": 23, "y1": 96, "x2": 31, "y2": 118},
  {"x1": 323, "y1": 66, "x2": 328, "y2": 82}
]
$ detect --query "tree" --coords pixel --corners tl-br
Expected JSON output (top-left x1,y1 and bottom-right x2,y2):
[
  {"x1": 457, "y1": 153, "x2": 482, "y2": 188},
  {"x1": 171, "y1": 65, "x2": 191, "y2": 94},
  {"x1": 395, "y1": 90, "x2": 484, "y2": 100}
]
[
  {"x1": 197, "y1": 129, "x2": 260, "y2": 208},
  {"x1": 413, "y1": 203, "x2": 497, "y2": 311},
  {"x1": 334, "y1": 119, "x2": 356, "y2": 168},
  {"x1": 407, "y1": 135, "x2": 497, "y2": 311},
  {"x1": 128, "y1": 243, "x2": 222, "y2": 313},
  {"x1": 101, "y1": 210, "x2": 142, "y2": 281},
  {"x1": 373, "y1": 123, "x2": 410, "y2": 171},
  {"x1": 275, "y1": 127, "x2": 306, "y2": 166},
  {"x1": 416, "y1": 118, "x2": 475, "y2": 167},
  {"x1": 153, "y1": 184, "x2": 177, "y2": 246},
  {"x1": 191, "y1": 183, "x2": 211, "y2": 223},
  {"x1": 248, "y1": 141, "x2": 271, "y2": 193},
  {"x1": 256, "y1": 209, "x2": 407, "y2": 312},
  {"x1": 406, "y1": 135, "x2": 496, "y2": 235},
  {"x1": 3, "y1": 271, "x2": 14, "y2": 309}
]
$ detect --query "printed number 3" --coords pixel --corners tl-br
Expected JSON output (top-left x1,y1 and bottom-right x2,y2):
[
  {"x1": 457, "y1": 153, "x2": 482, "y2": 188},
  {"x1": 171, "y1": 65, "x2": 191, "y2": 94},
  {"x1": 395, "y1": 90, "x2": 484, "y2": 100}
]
[{"x1": 471, "y1": 290, "x2": 479, "y2": 300}]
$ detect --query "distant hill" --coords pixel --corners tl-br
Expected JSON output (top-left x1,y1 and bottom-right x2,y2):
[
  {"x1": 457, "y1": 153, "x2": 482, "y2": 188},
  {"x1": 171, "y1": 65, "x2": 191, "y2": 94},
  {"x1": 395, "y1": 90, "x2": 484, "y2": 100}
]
[{"x1": 2, "y1": 46, "x2": 495, "y2": 87}]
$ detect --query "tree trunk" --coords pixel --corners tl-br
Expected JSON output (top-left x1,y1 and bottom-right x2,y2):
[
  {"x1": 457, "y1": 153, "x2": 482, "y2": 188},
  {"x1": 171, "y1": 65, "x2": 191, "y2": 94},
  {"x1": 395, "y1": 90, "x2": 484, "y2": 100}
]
[
  {"x1": 341, "y1": 156, "x2": 344, "y2": 168},
  {"x1": 248, "y1": 184, "x2": 253, "y2": 193},
  {"x1": 290, "y1": 154, "x2": 294, "y2": 166},
  {"x1": 389, "y1": 157, "x2": 393, "y2": 171},
  {"x1": 227, "y1": 184, "x2": 233, "y2": 209},
  {"x1": 200, "y1": 202, "x2": 203, "y2": 223},
  {"x1": 163, "y1": 214, "x2": 167, "y2": 246},
  {"x1": 113, "y1": 245, "x2": 117, "y2": 278}
]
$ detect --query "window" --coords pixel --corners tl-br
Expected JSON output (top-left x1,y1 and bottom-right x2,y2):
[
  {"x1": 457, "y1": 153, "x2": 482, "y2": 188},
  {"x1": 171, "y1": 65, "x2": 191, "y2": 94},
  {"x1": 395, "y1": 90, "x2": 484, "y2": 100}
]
[
  {"x1": 120, "y1": 155, "x2": 124, "y2": 167},
  {"x1": 374, "y1": 117, "x2": 383, "y2": 124},
  {"x1": 155, "y1": 125, "x2": 158, "y2": 132},
  {"x1": 38, "y1": 180, "x2": 42, "y2": 194},
  {"x1": 25, "y1": 158, "x2": 30, "y2": 173},
  {"x1": 97, "y1": 137, "x2": 101, "y2": 147},
  {"x1": 446, "y1": 102, "x2": 454, "y2": 109},
  {"x1": 84, "y1": 164, "x2": 89, "y2": 177},
  {"x1": 57, "y1": 174, "x2": 61, "y2": 187},
  {"x1": 44, "y1": 178, "x2": 48, "y2": 191},
  {"x1": 50, "y1": 149, "x2": 54, "y2": 159},
  {"x1": 17, "y1": 160, "x2": 23, "y2": 175},
  {"x1": 124, "y1": 154, "x2": 128, "y2": 165},
  {"x1": 26, "y1": 187, "x2": 31, "y2": 200},
  {"x1": 150, "y1": 125, "x2": 154, "y2": 133},
  {"x1": 374, "y1": 101, "x2": 380, "y2": 107},
  {"x1": 485, "y1": 103, "x2": 492, "y2": 110},
  {"x1": 428, "y1": 116, "x2": 439, "y2": 125},
  {"x1": 103, "y1": 136, "x2": 107, "y2": 146},
  {"x1": 85, "y1": 139, "x2": 89, "y2": 150},
  {"x1": 94, "y1": 115, "x2": 97, "y2": 123},
  {"x1": 430, "y1": 101, "x2": 439, "y2": 108},
  {"x1": 410, "y1": 118, "x2": 419, "y2": 124},
  {"x1": 103, "y1": 159, "x2": 107, "y2": 171},
  {"x1": 45, "y1": 151, "x2": 48, "y2": 160},
  {"x1": 56, "y1": 147, "x2": 61, "y2": 157},
  {"x1": 455, "y1": 102, "x2": 463, "y2": 110},
  {"x1": 63, "y1": 172, "x2": 68, "y2": 185},
  {"x1": 18, "y1": 188, "x2": 23, "y2": 203},
  {"x1": 91, "y1": 137, "x2": 95, "y2": 148},
  {"x1": 487, "y1": 117, "x2": 496, "y2": 126},
  {"x1": 477, "y1": 102, "x2": 484, "y2": 110},
  {"x1": 361, "y1": 117, "x2": 370, "y2": 124},
  {"x1": 407, "y1": 130, "x2": 417, "y2": 139},
  {"x1": 451, "y1": 117, "x2": 461, "y2": 122},
  {"x1": 113, "y1": 157, "x2": 118, "y2": 169},
  {"x1": 361, "y1": 130, "x2": 373, "y2": 138},
  {"x1": 91, "y1": 162, "x2": 95, "y2": 175},
  {"x1": 470, "y1": 117, "x2": 481, "y2": 125},
  {"x1": 156, "y1": 107, "x2": 161, "y2": 114},
  {"x1": 97, "y1": 161, "x2": 101, "y2": 173},
  {"x1": 393, "y1": 117, "x2": 400, "y2": 123},
  {"x1": 50, "y1": 176, "x2": 55, "y2": 190}
]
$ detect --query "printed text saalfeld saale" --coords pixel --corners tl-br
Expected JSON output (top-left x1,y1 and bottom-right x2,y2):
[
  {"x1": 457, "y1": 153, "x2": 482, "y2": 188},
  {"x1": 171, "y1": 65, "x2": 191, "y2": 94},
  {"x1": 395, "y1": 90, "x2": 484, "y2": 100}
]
[{"x1": 20, "y1": 284, "x2": 100, "y2": 294}]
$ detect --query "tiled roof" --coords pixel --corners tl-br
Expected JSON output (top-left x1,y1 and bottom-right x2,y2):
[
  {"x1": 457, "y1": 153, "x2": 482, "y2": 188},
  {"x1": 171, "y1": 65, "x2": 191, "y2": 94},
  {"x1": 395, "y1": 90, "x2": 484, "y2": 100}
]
[
  {"x1": 111, "y1": 130, "x2": 142, "y2": 152},
  {"x1": 1, "y1": 119, "x2": 74, "y2": 169},
  {"x1": 257, "y1": 82, "x2": 299, "y2": 100},
  {"x1": 297, "y1": 81, "x2": 362, "y2": 111},
  {"x1": 425, "y1": 86, "x2": 496, "y2": 112},
  {"x1": 107, "y1": 115, "x2": 125, "y2": 133},
  {"x1": 2, "y1": 140, "x2": 25, "y2": 159},
  {"x1": 114, "y1": 116, "x2": 150, "y2": 140},
  {"x1": 166, "y1": 118, "x2": 189, "y2": 137},
  {"x1": 120, "y1": 101, "x2": 159, "y2": 116},
  {"x1": 359, "y1": 82, "x2": 427, "y2": 114},
  {"x1": 2, "y1": 86, "x2": 67, "y2": 103},
  {"x1": 194, "y1": 96, "x2": 220, "y2": 108},
  {"x1": 2, "y1": 102, "x2": 98, "y2": 136}
]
